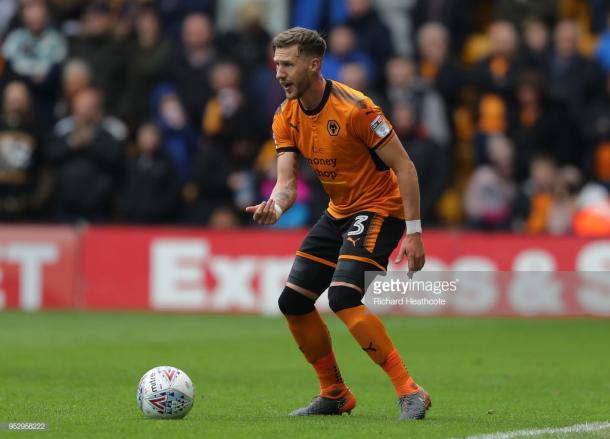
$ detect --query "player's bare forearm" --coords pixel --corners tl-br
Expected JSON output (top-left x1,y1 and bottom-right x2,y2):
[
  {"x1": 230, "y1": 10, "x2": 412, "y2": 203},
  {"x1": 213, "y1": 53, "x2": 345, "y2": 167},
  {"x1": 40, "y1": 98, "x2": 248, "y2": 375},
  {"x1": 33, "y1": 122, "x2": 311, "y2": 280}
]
[
  {"x1": 376, "y1": 135, "x2": 421, "y2": 220},
  {"x1": 394, "y1": 159, "x2": 421, "y2": 221},
  {"x1": 377, "y1": 135, "x2": 425, "y2": 270},
  {"x1": 245, "y1": 151, "x2": 299, "y2": 224}
]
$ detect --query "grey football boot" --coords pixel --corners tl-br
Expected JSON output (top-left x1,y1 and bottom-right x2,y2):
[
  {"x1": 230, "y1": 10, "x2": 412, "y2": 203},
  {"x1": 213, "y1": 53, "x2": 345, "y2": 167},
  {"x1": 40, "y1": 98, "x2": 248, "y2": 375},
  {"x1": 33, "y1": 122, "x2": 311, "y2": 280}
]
[
  {"x1": 398, "y1": 387, "x2": 431, "y2": 420},
  {"x1": 289, "y1": 387, "x2": 356, "y2": 416}
]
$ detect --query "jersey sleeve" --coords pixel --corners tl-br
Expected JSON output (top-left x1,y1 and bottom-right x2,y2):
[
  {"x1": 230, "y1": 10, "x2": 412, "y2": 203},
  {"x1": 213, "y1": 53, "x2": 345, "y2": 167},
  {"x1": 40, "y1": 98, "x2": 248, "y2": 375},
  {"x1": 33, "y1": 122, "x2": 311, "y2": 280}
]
[
  {"x1": 351, "y1": 98, "x2": 394, "y2": 150},
  {"x1": 272, "y1": 111, "x2": 299, "y2": 154}
]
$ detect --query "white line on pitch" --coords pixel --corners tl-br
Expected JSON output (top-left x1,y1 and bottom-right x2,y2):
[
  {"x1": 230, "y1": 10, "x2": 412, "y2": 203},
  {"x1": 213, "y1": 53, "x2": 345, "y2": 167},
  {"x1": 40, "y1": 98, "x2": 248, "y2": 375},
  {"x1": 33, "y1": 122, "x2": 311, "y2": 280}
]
[{"x1": 463, "y1": 421, "x2": 610, "y2": 439}]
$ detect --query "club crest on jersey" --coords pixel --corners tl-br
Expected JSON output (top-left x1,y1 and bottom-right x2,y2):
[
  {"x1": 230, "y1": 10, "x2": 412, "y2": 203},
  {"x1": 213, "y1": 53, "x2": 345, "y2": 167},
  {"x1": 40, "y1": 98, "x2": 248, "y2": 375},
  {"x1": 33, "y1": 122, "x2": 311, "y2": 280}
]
[
  {"x1": 327, "y1": 120, "x2": 340, "y2": 136},
  {"x1": 370, "y1": 115, "x2": 390, "y2": 138}
]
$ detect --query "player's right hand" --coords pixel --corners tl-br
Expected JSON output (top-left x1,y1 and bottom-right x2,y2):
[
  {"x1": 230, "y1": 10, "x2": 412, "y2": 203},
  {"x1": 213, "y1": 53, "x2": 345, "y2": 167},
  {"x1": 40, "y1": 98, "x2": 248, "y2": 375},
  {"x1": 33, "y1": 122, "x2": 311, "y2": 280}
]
[{"x1": 245, "y1": 199, "x2": 281, "y2": 225}]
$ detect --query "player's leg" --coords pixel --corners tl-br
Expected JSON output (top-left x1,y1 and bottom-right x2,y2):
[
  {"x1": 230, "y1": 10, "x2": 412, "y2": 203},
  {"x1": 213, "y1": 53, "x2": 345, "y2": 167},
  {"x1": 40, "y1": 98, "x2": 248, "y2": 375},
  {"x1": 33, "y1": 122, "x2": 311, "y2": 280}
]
[
  {"x1": 279, "y1": 213, "x2": 355, "y2": 414},
  {"x1": 329, "y1": 212, "x2": 431, "y2": 419}
]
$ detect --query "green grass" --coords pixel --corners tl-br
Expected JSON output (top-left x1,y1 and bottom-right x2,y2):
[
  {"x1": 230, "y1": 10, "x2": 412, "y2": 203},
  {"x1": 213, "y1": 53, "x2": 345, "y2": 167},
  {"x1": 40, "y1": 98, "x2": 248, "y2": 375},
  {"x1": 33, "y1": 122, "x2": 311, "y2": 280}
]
[{"x1": 1, "y1": 312, "x2": 609, "y2": 438}]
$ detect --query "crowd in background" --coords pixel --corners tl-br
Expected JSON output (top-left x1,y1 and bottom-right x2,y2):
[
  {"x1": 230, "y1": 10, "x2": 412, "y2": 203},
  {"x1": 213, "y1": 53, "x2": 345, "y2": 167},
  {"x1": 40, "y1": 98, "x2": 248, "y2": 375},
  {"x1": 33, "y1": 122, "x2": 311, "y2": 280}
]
[{"x1": 2, "y1": 0, "x2": 610, "y2": 235}]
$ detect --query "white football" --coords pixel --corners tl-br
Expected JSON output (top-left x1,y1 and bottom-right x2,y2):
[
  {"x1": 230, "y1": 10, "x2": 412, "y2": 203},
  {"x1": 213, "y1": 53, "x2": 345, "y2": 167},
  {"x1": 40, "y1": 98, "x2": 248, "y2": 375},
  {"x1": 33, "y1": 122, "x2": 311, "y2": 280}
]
[{"x1": 137, "y1": 366, "x2": 195, "y2": 419}]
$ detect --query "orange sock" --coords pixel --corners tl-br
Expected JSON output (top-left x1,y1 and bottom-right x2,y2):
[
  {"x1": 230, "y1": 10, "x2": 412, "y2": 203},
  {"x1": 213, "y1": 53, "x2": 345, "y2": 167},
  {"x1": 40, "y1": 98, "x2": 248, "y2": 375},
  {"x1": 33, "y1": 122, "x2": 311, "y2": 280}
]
[
  {"x1": 381, "y1": 349, "x2": 419, "y2": 396},
  {"x1": 336, "y1": 305, "x2": 417, "y2": 396},
  {"x1": 313, "y1": 353, "x2": 346, "y2": 397},
  {"x1": 285, "y1": 310, "x2": 345, "y2": 395}
]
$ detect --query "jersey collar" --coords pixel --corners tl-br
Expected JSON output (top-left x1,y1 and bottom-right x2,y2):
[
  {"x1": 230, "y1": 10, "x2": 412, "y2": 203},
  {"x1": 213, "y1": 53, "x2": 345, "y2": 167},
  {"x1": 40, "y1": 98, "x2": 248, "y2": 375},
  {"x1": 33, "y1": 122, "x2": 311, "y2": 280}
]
[{"x1": 299, "y1": 79, "x2": 332, "y2": 116}]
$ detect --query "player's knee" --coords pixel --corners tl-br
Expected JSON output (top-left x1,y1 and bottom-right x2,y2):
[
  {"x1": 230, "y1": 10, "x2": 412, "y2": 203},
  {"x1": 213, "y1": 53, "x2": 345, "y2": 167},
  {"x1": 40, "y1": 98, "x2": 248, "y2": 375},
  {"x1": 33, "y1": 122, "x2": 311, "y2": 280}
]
[
  {"x1": 278, "y1": 286, "x2": 315, "y2": 315},
  {"x1": 328, "y1": 285, "x2": 362, "y2": 313}
]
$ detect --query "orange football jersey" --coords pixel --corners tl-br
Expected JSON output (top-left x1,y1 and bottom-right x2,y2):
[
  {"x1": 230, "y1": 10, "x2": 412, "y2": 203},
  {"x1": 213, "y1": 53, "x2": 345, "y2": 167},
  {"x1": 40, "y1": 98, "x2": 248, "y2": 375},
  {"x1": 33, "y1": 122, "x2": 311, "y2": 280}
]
[{"x1": 273, "y1": 80, "x2": 404, "y2": 219}]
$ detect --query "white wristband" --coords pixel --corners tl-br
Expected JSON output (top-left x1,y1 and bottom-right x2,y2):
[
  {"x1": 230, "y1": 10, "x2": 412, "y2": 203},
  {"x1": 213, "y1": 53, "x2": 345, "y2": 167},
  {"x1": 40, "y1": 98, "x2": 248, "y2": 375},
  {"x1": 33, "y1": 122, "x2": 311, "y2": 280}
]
[
  {"x1": 405, "y1": 219, "x2": 422, "y2": 235},
  {"x1": 274, "y1": 204, "x2": 283, "y2": 217}
]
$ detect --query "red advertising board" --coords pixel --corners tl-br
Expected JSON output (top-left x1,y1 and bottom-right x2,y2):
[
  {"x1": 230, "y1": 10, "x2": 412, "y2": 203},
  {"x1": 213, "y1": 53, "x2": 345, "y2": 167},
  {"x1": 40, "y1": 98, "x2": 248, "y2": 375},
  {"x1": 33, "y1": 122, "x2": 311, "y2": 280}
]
[
  {"x1": 79, "y1": 227, "x2": 610, "y2": 317},
  {"x1": 0, "y1": 225, "x2": 608, "y2": 316},
  {"x1": 0, "y1": 226, "x2": 78, "y2": 310},
  {"x1": 80, "y1": 227, "x2": 305, "y2": 313}
]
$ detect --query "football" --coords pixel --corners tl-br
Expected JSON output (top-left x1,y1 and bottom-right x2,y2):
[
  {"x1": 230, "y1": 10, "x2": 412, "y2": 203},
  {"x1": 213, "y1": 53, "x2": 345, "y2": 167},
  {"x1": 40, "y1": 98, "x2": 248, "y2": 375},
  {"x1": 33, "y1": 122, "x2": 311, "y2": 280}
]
[{"x1": 137, "y1": 366, "x2": 195, "y2": 419}]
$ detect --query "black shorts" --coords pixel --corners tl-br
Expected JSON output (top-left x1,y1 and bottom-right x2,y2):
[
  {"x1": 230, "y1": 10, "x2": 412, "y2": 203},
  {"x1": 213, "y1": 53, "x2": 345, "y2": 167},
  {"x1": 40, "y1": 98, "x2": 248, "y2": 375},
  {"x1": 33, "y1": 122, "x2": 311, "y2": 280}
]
[{"x1": 287, "y1": 210, "x2": 405, "y2": 295}]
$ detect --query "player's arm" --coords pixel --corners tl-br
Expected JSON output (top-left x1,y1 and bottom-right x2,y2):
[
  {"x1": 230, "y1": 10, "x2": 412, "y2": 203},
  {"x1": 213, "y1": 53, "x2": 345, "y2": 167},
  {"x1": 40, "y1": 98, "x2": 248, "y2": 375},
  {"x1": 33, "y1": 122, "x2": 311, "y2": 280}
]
[
  {"x1": 375, "y1": 134, "x2": 425, "y2": 272},
  {"x1": 245, "y1": 151, "x2": 298, "y2": 225}
]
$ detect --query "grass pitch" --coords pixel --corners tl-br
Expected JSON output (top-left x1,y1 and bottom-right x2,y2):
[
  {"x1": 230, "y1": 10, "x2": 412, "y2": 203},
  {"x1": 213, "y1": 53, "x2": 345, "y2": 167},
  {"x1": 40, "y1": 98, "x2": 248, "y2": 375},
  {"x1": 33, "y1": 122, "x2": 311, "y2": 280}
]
[{"x1": 1, "y1": 312, "x2": 609, "y2": 438}]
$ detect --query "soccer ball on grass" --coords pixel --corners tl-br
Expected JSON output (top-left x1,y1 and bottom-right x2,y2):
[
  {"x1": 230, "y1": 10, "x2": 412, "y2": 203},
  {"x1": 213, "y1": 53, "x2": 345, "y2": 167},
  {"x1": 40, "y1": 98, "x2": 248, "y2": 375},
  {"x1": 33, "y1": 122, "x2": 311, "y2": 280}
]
[{"x1": 137, "y1": 366, "x2": 195, "y2": 419}]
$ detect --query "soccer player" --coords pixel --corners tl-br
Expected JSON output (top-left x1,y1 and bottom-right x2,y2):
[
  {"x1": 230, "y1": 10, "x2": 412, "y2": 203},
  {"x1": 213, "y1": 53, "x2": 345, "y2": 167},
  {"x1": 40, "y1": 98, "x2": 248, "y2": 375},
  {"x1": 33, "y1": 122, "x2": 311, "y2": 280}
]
[{"x1": 245, "y1": 27, "x2": 430, "y2": 420}]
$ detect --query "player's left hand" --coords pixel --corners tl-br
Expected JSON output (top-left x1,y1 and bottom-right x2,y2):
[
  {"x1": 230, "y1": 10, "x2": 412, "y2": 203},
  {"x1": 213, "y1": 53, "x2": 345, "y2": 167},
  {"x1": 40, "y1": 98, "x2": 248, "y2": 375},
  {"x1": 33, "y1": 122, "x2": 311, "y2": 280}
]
[
  {"x1": 245, "y1": 199, "x2": 281, "y2": 225},
  {"x1": 395, "y1": 233, "x2": 425, "y2": 272}
]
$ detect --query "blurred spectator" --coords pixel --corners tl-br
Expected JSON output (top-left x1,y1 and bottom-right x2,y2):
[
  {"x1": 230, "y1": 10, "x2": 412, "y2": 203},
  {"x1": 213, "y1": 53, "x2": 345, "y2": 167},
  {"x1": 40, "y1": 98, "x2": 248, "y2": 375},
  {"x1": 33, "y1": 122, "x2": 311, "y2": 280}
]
[
  {"x1": 519, "y1": 156, "x2": 582, "y2": 235},
  {"x1": 545, "y1": 20, "x2": 604, "y2": 168},
  {"x1": 185, "y1": 142, "x2": 236, "y2": 225},
  {"x1": 416, "y1": 21, "x2": 464, "y2": 117},
  {"x1": 345, "y1": 0, "x2": 394, "y2": 86},
  {"x1": 322, "y1": 25, "x2": 376, "y2": 85},
  {"x1": 392, "y1": 100, "x2": 447, "y2": 222},
  {"x1": 521, "y1": 18, "x2": 551, "y2": 70},
  {"x1": 168, "y1": 12, "x2": 217, "y2": 125},
  {"x1": 69, "y1": 2, "x2": 127, "y2": 117},
  {"x1": 151, "y1": 83, "x2": 199, "y2": 184},
  {"x1": 472, "y1": 21, "x2": 521, "y2": 99},
  {"x1": 153, "y1": 0, "x2": 216, "y2": 40},
  {"x1": 292, "y1": 0, "x2": 346, "y2": 32},
  {"x1": 410, "y1": 0, "x2": 474, "y2": 54},
  {"x1": 120, "y1": 6, "x2": 172, "y2": 127},
  {"x1": 217, "y1": 0, "x2": 288, "y2": 37},
  {"x1": 374, "y1": 0, "x2": 412, "y2": 57},
  {"x1": 199, "y1": 64, "x2": 259, "y2": 215},
  {"x1": 520, "y1": 154, "x2": 557, "y2": 232},
  {"x1": 573, "y1": 182, "x2": 610, "y2": 236},
  {"x1": 47, "y1": 88, "x2": 124, "y2": 222},
  {"x1": 217, "y1": 2, "x2": 271, "y2": 76},
  {"x1": 2, "y1": 0, "x2": 67, "y2": 125},
  {"x1": 0, "y1": 81, "x2": 50, "y2": 220},
  {"x1": 510, "y1": 71, "x2": 572, "y2": 179},
  {"x1": 545, "y1": 20, "x2": 603, "y2": 115},
  {"x1": 464, "y1": 135, "x2": 517, "y2": 230},
  {"x1": 207, "y1": 205, "x2": 240, "y2": 228},
  {"x1": 246, "y1": 42, "x2": 285, "y2": 140},
  {"x1": 580, "y1": 73, "x2": 610, "y2": 172},
  {"x1": 546, "y1": 165, "x2": 581, "y2": 234},
  {"x1": 495, "y1": 0, "x2": 557, "y2": 31},
  {"x1": 339, "y1": 62, "x2": 386, "y2": 108},
  {"x1": 202, "y1": 61, "x2": 256, "y2": 149},
  {"x1": 476, "y1": 94, "x2": 509, "y2": 158},
  {"x1": 54, "y1": 58, "x2": 92, "y2": 120},
  {"x1": 385, "y1": 56, "x2": 450, "y2": 148},
  {"x1": 117, "y1": 122, "x2": 182, "y2": 223}
]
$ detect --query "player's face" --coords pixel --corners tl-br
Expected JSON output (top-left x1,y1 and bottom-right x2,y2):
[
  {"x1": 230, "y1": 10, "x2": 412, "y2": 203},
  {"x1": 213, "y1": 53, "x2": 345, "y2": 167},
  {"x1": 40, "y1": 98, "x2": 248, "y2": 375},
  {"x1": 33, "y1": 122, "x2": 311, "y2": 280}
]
[{"x1": 274, "y1": 45, "x2": 314, "y2": 100}]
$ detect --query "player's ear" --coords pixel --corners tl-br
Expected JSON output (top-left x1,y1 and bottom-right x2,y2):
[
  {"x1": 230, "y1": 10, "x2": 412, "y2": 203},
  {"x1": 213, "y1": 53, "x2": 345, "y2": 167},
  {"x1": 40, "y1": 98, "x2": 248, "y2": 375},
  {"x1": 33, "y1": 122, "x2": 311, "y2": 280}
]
[{"x1": 310, "y1": 57, "x2": 321, "y2": 74}]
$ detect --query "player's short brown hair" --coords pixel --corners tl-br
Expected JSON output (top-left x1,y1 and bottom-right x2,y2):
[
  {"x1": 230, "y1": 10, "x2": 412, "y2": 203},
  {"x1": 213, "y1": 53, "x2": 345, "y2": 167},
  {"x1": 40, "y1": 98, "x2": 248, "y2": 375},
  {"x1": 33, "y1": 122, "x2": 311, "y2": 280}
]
[{"x1": 272, "y1": 27, "x2": 326, "y2": 58}]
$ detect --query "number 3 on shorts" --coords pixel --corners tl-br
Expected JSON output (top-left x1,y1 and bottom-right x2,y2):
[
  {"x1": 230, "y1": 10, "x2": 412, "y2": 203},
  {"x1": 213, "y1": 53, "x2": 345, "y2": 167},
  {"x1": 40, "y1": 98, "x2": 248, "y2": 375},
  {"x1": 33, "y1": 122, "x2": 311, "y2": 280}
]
[{"x1": 348, "y1": 215, "x2": 369, "y2": 236}]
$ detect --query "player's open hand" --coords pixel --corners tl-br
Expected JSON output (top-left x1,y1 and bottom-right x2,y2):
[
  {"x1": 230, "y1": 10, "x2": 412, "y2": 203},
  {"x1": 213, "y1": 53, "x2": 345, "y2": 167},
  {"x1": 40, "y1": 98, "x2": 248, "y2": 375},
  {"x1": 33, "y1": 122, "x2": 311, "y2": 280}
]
[
  {"x1": 245, "y1": 199, "x2": 281, "y2": 225},
  {"x1": 395, "y1": 233, "x2": 425, "y2": 272}
]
